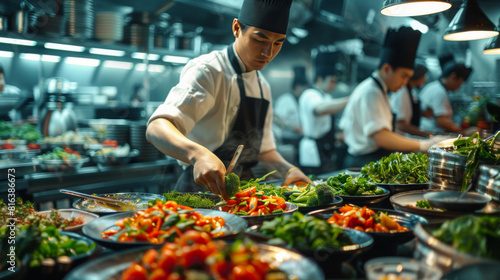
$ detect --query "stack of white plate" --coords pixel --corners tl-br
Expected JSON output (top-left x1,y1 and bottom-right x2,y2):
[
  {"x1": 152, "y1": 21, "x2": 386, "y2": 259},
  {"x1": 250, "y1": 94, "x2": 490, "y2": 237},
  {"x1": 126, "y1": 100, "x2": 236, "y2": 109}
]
[
  {"x1": 94, "y1": 12, "x2": 123, "y2": 43},
  {"x1": 130, "y1": 122, "x2": 162, "y2": 162},
  {"x1": 65, "y1": 0, "x2": 94, "y2": 39},
  {"x1": 104, "y1": 123, "x2": 130, "y2": 146}
]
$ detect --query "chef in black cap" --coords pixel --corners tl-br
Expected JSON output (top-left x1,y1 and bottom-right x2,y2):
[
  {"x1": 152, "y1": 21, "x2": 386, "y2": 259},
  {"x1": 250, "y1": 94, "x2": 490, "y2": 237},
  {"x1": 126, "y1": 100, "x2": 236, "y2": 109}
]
[
  {"x1": 419, "y1": 55, "x2": 474, "y2": 135},
  {"x1": 147, "y1": 0, "x2": 310, "y2": 199},
  {"x1": 390, "y1": 64, "x2": 432, "y2": 137},
  {"x1": 339, "y1": 26, "x2": 450, "y2": 168},
  {"x1": 298, "y1": 50, "x2": 349, "y2": 174}
]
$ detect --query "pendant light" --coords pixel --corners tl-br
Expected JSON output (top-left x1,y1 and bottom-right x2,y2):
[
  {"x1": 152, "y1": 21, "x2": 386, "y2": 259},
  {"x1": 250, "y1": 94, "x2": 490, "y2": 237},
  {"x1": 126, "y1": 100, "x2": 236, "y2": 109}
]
[
  {"x1": 381, "y1": 0, "x2": 451, "y2": 17},
  {"x1": 443, "y1": 0, "x2": 498, "y2": 41},
  {"x1": 483, "y1": 36, "x2": 500, "y2": 54}
]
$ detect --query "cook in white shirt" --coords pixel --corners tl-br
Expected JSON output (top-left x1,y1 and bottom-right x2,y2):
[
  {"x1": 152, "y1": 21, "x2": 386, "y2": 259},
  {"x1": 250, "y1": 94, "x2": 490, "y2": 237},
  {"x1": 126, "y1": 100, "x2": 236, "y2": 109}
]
[
  {"x1": 146, "y1": 0, "x2": 310, "y2": 199},
  {"x1": 390, "y1": 64, "x2": 431, "y2": 138},
  {"x1": 339, "y1": 26, "x2": 449, "y2": 168},
  {"x1": 298, "y1": 51, "x2": 349, "y2": 173},
  {"x1": 420, "y1": 60, "x2": 474, "y2": 135}
]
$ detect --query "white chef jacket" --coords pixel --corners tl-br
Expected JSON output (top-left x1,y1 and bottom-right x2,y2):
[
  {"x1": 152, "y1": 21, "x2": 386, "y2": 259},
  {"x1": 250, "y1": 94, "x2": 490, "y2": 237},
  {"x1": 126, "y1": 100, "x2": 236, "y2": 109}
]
[
  {"x1": 419, "y1": 80, "x2": 452, "y2": 134},
  {"x1": 148, "y1": 48, "x2": 276, "y2": 162},
  {"x1": 274, "y1": 92, "x2": 301, "y2": 140},
  {"x1": 339, "y1": 72, "x2": 393, "y2": 156},
  {"x1": 298, "y1": 88, "x2": 332, "y2": 167},
  {"x1": 390, "y1": 86, "x2": 413, "y2": 124}
]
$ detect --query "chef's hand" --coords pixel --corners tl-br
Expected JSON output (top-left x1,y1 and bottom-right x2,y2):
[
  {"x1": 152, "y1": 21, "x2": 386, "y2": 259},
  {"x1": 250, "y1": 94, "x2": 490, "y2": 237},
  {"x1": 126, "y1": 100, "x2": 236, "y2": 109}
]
[
  {"x1": 192, "y1": 151, "x2": 230, "y2": 200},
  {"x1": 419, "y1": 135, "x2": 453, "y2": 153},
  {"x1": 282, "y1": 167, "x2": 312, "y2": 187}
]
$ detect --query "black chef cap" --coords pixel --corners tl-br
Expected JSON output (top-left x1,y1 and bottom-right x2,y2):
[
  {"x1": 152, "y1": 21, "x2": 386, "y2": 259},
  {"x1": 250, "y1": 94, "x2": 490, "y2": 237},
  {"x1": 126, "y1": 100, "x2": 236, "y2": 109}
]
[
  {"x1": 411, "y1": 64, "x2": 428, "y2": 81},
  {"x1": 238, "y1": 0, "x2": 292, "y2": 35},
  {"x1": 442, "y1": 63, "x2": 473, "y2": 81},
  {"x1": 292, "y1": 66, "x2": 308, "y2": 88},
  {"x1": 379, "y1": 26, "x2": 422, "y2": 69},
  {"x1": 314, "y1": 51, "x2": 339, "y2": 80}
]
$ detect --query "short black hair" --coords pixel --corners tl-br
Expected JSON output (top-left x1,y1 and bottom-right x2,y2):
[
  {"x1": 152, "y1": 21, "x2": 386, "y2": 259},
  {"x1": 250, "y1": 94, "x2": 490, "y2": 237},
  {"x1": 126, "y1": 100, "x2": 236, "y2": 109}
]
[
  {"x1": 239, "y1": 21, "x2": 248, "y2": 33},
  {"x1": 377, "y1": 62, "x2": 403, "y2": 72}
]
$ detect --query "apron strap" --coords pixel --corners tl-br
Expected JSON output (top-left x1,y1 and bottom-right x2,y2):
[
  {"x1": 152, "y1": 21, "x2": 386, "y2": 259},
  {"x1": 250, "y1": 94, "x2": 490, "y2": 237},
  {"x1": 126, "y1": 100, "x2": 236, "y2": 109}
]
[{"x1": 370, "y1": 75, "x2": 395, "y2": 132}]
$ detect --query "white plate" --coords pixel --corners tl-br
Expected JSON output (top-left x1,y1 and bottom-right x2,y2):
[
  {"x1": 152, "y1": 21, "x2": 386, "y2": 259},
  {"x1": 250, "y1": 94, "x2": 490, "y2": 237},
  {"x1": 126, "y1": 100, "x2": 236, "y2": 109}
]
[{"x1": 37, "y1": 209, "x2": 99, "y2": 232}]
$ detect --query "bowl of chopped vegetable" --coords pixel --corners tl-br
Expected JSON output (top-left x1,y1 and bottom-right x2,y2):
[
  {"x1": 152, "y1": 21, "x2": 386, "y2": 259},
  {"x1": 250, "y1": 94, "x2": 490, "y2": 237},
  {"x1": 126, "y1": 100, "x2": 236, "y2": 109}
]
[
  {"x1": 424, "y1": 190, "x2": 491, "y2": 212},
  {"x1": 324, "y1": 173, "x2": 391, "y2": 206},
  {"x1": 247, "y1": 211, "x2": 374, "y2": 277},
  {"x1": 413, "y1": 215, "x2": 500, "y2": 273},
  {"x1": 36, "y1": 147, "x2": 89, "y2": 172},
  {"x1": 283, "y1": 182, "x2": 343, "y2": 214},
  {"x1": 37, "y1": 209, "x2": 99, "y2": 233},
  {"x1": 309, "y1": 204, "x2": 427, "y2": 257},
  {"x1": 359, "y1": 152, "x2": 431, "y2": 194}
]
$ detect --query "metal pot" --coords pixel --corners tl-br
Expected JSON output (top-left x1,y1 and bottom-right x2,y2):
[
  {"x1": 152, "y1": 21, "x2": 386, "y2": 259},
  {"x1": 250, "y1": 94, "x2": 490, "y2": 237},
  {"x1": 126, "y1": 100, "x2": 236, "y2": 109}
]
[
  {"x1": 428, "y1": 147, "x2": 468, "y2": 191},
  {"x1": 476, "y1": 165, "x2": 500, "y2": 201}
]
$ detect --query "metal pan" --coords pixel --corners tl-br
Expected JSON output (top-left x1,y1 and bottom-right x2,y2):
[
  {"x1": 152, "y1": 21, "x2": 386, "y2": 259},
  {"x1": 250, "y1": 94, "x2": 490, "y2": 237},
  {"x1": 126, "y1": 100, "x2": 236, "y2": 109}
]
[{"x1": 73, "y1": 192, "x2": 165, "y2": 215}]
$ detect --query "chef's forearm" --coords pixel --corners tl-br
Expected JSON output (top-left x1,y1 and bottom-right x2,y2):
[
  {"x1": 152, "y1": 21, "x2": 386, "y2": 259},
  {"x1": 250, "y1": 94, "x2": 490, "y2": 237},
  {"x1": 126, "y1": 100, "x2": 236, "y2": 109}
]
[
  {"x1": 314, "y1": 96, "x2": 349, "y2": 116},
  {"x1": 372, "y1": 129, "x2": 420, "y2": 152},
  {"x1": 435, "y1": 116, "x2": 462, "y2": 134},
  {"x1": 395, "y1": 121, "x2": 430, "y2": 138},
  {"x1": 146, "y1": 118, "x2": 209, "y2": 165},
  {"x1": 259, "y1": 149, "x2": 294, "y2": 178}
]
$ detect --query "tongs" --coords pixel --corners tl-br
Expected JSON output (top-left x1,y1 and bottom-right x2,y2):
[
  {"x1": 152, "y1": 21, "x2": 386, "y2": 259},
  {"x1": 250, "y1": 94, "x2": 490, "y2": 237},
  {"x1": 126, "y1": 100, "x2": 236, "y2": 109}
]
[{"x1": 60, "y1": 189, "x2": 136, "y2": 211}]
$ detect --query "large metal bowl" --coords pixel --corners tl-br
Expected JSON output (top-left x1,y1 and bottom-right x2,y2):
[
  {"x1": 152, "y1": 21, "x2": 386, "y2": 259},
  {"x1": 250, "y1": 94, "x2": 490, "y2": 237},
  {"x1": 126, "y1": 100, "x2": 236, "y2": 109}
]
[
  {"x1": 413, "y1": 223, "x2": 500, "y2": 273},
  {"x1": 428, "y1": 140, "x2": 468, "y2": 191},
  {"x1": 477, "y1": 165, "x2": 500, "y2": 202}
]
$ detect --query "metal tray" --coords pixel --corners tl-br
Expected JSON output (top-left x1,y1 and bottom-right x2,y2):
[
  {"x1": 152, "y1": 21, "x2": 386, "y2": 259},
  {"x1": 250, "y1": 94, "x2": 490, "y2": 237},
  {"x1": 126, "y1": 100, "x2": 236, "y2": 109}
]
[{"x1": 73, "y1": 192, "x2": 165, "y2": 214}]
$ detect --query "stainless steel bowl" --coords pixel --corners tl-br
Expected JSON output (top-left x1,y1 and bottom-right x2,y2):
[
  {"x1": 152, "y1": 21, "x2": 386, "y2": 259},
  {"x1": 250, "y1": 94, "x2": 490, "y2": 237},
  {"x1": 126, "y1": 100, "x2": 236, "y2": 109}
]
[
  {"x1": 428, "y1": 140, "x2": 468, "y2": 191},
  {"x1": 413, "y1": 223, "x2": 499, "y2": 273},
  {"x1": 477, "y1": 165, "x2": 500, "y2": 202}
]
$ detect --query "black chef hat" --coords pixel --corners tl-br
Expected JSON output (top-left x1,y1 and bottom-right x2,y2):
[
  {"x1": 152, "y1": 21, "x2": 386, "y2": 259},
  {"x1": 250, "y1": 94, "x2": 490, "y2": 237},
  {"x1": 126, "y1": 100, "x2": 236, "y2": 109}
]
[
  {"x1": 238, "y1": 0, "x2": 292, "y2": 35},
  {"x1": 292, "y1": 66, "x2": 308, "y2": 87},
  {"x1": 314, "y1": 51, "x2": 339, "y2": 80},
  {"x1": 379, "y1": 26, "x2": 422, "y2": 69},
  {"x1": 411, "y1": 64, "x2": 428, "y2": 81}
]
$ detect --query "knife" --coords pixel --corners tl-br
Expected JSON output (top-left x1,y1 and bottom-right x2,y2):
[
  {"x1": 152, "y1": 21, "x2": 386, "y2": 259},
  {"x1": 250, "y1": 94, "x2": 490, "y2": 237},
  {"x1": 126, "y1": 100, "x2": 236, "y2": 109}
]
[{"x1": 225, "y1": 145, "x2": 244, "y2": 176}]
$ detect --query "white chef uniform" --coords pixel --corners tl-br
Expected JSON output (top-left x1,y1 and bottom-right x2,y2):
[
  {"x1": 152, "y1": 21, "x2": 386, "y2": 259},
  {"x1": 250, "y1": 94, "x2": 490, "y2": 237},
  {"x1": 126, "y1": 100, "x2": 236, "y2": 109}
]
[
  {"x1": 339, "y1": 72, "x2": 393, "y2": 156},
  {"x1": 419, "y1": 80, "x2": 452, "y2": 134},
  {"x1": 390, "y1": 86, "x2": 413, "y2": 125},
  {"x1": 274, "y1": 92, "x2": 301, "y2": 140},
  {"x1": 148, "y1": 47, "x2": 276, "y2": 164},
  {"x1": 298, "y1": 88, "x2": 333, "y2": 167}
]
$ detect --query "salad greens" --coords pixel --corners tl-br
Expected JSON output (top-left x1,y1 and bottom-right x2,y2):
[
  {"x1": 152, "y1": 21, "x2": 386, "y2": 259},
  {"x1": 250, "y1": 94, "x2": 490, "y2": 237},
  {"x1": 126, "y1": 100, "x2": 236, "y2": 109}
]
[
  {"x1": 431, "y1": 215, "x2": 500, "y2": 260},
  {"x1": 38, "y1": 147, "x2": 81, "y2": 161},
  {"x1": 415, "y1": 199, "x2": 435, "y2": 210},
  {"x1": 360, "y1": 152, "x2": 429, "y2": 184},
  {"x1": 158, "y1": 191, "x2": 218, "y2": 208},
  {"x1": 326, "y1": 173, "x2": 385, "y2": 196},
  {"x1": 259, "y1": 211, "x2": 352, "y2": 250},
  {"x1": 0, "y1": 121, "x2": 41, "y2": 142},
  {"x1": 286, "y1": 183, "x2": 335, "y2": 207},
  {"x1": 447, "y1": 132, "x2": 500, "y2": 191}
]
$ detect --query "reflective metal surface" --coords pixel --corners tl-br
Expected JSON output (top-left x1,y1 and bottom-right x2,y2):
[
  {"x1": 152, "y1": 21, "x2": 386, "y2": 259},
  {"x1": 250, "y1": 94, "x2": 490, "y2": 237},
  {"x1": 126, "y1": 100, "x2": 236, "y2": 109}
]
[{"x1": 477, "y1": 165, "x2": 500, "y2": 201}]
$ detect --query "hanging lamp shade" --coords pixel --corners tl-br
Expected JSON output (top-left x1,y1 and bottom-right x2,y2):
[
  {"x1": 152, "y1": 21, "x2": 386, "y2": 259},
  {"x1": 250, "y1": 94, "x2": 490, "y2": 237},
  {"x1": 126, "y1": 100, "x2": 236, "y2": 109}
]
[
  {"x1": 483, "y1": 35, "x2": 500, "y2": 54},
  {"x1": 443, "y1": 0, "x2": 498, "y2": 41},
  {"x1": 381, "y1": 0, "x2": 451, "y2": 17}
]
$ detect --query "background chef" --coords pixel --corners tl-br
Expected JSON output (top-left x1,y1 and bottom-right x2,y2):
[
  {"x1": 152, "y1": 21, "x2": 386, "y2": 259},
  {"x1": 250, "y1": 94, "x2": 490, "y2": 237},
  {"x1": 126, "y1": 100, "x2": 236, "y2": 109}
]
[
  {"x1": 390, "y1": 64, "x2": 432, "y2": 138},
  {"x1": 298, "y1": 50, "x2": 349, "y2": 174},
  {"x1": 339, "y1": 26, "x2": 449, "y2": 168},
  {"x1": 146, "y1": 0, "x2": 310, "y2": 200}
]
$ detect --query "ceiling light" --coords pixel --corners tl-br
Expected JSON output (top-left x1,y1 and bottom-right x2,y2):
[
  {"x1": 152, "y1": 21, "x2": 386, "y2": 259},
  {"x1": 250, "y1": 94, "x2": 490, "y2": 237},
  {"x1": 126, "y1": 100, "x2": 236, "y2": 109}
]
[
  {"x1": 483, "y1": 35, "x2": 500, "y2": 55},
  {"x1": 162, "y1": 55, "x2": 190, "y2": 64},
  {"x1": 0, "y1": 51, "x2": 14, "y2": 57},
  {"x1": 65, "y1": 57, "x2": 100, "y2": 67},
  {"x1": 291, "y1": 27, "x2": 308, "y2": 38},
  {"x1": 20, "y1": 53, "x2": 40, "y2": 61},
  {"x1": 443, "y1": 0, "x2": 498, "y2": 41},
  {"x1": 103, "y1": 60, "x2": 133, "y2": 70},
  {"x1": 45, "y1": 43, "x2": 85, "y2": 52},
  {"x1": 42, "y1": 55, "x2": 61, "y2": 62},
  {"x1": 0, "y1": 37, "x2": 36, "y2": 46},
  {"x1": 381, "y1": 0, "x2": 451, "y2": 17},
  {"x1": 89, "y1": 48, "x2": 125, "y2": 57},
  {"x1": 135, "y1": 64, "x2": 166, "y2": 72},
  {"x1": 132, "y1": 52, "x2": 160, "y2": 61}
]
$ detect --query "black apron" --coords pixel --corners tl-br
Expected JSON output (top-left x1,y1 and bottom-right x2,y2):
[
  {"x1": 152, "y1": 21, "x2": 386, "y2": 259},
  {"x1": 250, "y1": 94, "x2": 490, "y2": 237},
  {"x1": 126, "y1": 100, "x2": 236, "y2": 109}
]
[
  {"x1": 174, "y1": 44, "x2": 269, "y2": 192},
  {"x1": 342, "y1": 75, "x2": 394, "y2": 168},
  {"x1": 407, "y1": 85, "x2": 421, "y2": 127}
]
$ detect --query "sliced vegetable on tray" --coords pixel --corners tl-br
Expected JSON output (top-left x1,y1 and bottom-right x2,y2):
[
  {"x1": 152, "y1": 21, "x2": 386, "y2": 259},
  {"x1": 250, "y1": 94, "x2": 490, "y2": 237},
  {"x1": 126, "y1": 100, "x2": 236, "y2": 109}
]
[{"x1": 327, "y1": 205, "x2": 409, "y2": 233}]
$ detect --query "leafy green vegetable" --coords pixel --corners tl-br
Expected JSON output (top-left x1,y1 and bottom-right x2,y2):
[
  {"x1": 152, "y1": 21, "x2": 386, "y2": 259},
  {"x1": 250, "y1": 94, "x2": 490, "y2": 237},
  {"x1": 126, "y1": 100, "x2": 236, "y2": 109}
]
[
  {"x1": 0, "y1": 121, "x2": 41, "y2": 142},
  {"x1": 431, "y1": 215, "x2": 500, "y2": 260},
  {"x1": 225, "y1": 173, "x2": 241, "y2": 198},
  {"x1": 306, "y1": 193, "x2": 319, "y2": 206},
  {"x1": 415, "y1": 199, "x2": 434, "y2": 210},
  {"x1": 159, "y1": 191, "x2": 217, "y2": 208},
  {"x1": 240, "y1": 170, "x2": 277, "y2": 190},
  {"x1": 39, "y1": 147, "x2": 81, "y2": 161},
  {"x1": 360, "y1": 152, "x2": 429, "y2": 184},
  {"x1": 315, "y1": 183, "x2": 335, "y2": 205},
  {"x1": 447, "y1": 132, "x2": 500, "y2": 191},
  {"x1": 326, "y1": 173, "x2": 382, "y2": 196},
  {"x1": 259, "y1": 212, "x2": 352, "y2": 250}
]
